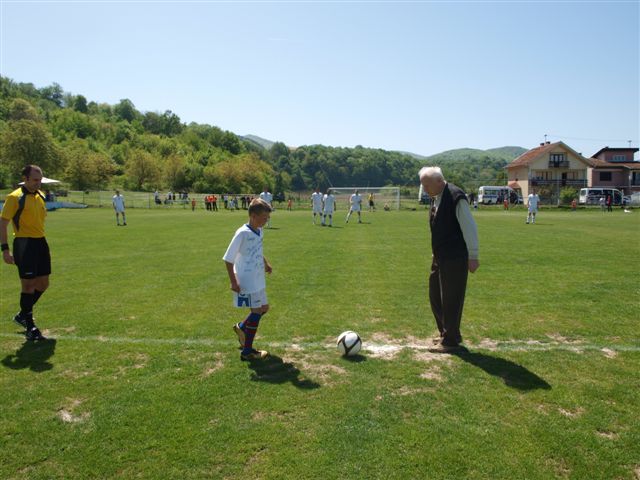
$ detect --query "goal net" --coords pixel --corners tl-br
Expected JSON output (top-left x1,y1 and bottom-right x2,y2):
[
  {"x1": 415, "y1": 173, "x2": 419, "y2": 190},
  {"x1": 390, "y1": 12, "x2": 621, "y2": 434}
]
[{"x1": 328, "y1": 187, "x2": 400, "y2": 210}]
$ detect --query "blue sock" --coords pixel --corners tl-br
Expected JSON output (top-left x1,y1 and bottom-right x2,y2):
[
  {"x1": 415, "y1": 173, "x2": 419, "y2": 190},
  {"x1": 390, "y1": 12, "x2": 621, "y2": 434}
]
[{"x1": 241, "y1": 312, "x2": 262, "y2": 354}]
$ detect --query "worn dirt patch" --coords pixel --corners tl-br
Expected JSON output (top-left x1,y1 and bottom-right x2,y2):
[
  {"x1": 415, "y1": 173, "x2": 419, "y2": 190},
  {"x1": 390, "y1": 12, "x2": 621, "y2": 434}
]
[
  {"x1": 595, "y1": 430, "x2": 618, "y2": 440},
  {"x1": 202, "y1": 353, "x2": 224, "y2": 377},
  {"x1": 57, "y1": 398, "x2": 90, "y2": 424},
  {"x1": 601, "y1": 348, "x2": 618, "y2": 359},
  {"x1": 558, "y1": 407, "x2": 585, "y2": 418}
]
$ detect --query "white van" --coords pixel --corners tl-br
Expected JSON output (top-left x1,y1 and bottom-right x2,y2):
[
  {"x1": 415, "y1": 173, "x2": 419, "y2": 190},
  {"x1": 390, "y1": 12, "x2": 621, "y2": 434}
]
[
  {"x1": 578, "y1": 188, "x2": 623, "y2": 205},
  {"x1": 477, "y1": 186, "x2": 519, "y2": 205}
]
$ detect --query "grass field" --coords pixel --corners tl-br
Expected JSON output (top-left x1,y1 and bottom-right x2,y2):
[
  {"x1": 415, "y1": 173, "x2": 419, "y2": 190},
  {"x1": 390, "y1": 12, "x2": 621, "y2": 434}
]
[{"x1": 1, "y1": 206, "x2": 639, "y2": 479}]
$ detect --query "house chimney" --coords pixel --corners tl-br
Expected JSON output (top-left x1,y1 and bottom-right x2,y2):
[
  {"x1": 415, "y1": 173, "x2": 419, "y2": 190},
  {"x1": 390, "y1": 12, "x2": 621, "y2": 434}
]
[
  {"x1": 540, "y1": 142, "x2": 545, "y2": 146},
  {"x1": 546, "y1": 141, "x2": 550, "y2": 145}
]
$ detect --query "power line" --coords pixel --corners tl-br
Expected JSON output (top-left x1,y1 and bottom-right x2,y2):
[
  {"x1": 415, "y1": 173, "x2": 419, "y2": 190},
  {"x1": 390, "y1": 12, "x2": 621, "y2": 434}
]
[{"x1": 546, "y1": 133, "x2": 637, "y2": 145}]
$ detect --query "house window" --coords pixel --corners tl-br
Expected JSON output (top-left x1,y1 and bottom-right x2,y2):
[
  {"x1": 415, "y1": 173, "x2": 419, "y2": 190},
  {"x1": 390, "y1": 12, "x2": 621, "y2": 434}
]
[
  {"x1": 599, "y1": 172, "x2": 612, "y2": 182},
  {"x1": 550, "y1": 153, "x2": 566, "y2": 167},
  {"x1": 612, "y1": 154, "x2": 626, "y2": 162}
]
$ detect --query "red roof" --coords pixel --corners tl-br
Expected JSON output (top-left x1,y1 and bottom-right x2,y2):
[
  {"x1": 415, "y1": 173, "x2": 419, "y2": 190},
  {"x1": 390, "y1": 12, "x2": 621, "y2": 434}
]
[
  {"x1": 508, "y1": 141, "x2": 593, "y2": 168},
  {"x1": 508, "y1": 142, "x2": 561, "y2": 168},
  {"x1": 590, "y1": 158, "x2": 640, "y2": 170},
  {"x1": 591, "y1": 146, "x2": 639, "y2": 158}
]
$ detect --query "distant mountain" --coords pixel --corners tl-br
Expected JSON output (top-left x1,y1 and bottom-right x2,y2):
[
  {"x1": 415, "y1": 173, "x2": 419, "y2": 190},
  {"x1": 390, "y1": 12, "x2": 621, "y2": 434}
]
[
  {"x1": 420, "y1": 146, "x2": 528, "y2": 189},
  {"x1": 242, "y1": 134, "x2": 275, "y2": 150},
  {"x1": 395, "y1": 150, "x2": 427, "y2": 160},
  {"x1": 485, "y1": 146, "x2": 528, "y2": 158},
  {"x1": 423, "y1": 146, "x2": 526, "y2": 163}
]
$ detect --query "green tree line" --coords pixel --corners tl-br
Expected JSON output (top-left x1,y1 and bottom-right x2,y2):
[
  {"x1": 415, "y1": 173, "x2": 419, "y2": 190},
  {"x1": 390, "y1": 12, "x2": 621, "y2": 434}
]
[{"x1": 1, "y1": 76, "x2": 522, "y2": 194}]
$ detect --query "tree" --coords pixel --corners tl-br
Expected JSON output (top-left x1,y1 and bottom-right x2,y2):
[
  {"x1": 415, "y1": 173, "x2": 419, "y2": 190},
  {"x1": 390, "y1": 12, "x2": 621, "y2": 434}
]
[
  {"x1": 114, "y1": 99, "x2": 138, "y2": 123},
  {"x1": 8, "y1": 98, "x2": 40, "y2": 122},
  {"x1": 39, "y1": 83, "x2": 64, "y2": 107},
  {"x1": 73, "y1": 95, "x2": 88, "y2": 113},
  {"x1": 125, "y1": 149, "x2": 161, "y2": 190},
  {"x1": 1, "y1": 119, "x2": 65, "y2": 177},
  {"x1": 163, "y1": 153, "x2": 187, "y2": 190},
  {"x1": 64, "y1": 141, "x2": 115, "y2": 190}
]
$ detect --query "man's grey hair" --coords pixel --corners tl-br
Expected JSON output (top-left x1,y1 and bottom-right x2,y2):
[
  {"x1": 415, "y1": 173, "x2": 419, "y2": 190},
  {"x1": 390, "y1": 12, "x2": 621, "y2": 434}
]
[{"x1": 418, "y1": 166, "x2": 445, "y2": 182}]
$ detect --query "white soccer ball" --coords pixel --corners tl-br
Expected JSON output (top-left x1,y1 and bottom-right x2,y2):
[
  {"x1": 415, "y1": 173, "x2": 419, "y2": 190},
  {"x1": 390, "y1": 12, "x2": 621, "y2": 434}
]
[{"x1": 337, "y1": 331, "x2": 362, "y2": 356}]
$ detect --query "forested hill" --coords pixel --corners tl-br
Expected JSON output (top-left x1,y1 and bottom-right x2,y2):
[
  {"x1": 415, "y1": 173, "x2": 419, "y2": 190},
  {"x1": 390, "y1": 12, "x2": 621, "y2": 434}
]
[
  {"x1": 0, "y1": 77, "x2": 525, "y2": 193},
  {"x1": 422, "y1": 146, "x2": 528, "y2": 190}
]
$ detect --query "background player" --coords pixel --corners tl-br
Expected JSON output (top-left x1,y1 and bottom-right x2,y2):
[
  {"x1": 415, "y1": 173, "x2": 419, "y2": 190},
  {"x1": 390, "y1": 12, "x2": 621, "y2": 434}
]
[
  {"x1": 322, "y1": 189, "x2": 336, "y2": 226},
  {"x1": 346, "y1": 189, "x2": 363, "y2": 224},
  {"x1": 311, "y1": 187, "x2": 323, "y2": 225}
]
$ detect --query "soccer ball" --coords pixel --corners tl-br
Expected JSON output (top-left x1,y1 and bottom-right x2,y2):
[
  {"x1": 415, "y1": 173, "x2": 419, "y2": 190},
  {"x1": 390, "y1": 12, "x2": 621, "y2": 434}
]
[{"x1": 337, "y1": 331, "x2": 362, "y2": 356}]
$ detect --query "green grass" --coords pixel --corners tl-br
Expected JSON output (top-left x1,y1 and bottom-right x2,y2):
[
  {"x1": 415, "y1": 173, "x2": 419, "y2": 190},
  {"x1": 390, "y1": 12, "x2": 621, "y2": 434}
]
[{"x1": 1, "y1": 207, "x2": 639, "y2": 479}]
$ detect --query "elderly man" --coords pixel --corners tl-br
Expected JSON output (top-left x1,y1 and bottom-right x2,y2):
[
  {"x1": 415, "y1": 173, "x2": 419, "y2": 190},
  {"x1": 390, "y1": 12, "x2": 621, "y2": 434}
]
[{"x1": 419, "y1": 167, "x2": 479, "y2": 352}]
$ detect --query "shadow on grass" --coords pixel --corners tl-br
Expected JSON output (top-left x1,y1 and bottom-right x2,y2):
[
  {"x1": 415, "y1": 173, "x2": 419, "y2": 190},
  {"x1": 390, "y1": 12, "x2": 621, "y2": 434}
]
[
  {"x1": 341, "y1": 354, "x2": 367, "y2": 363},
  {"x1": 2, "y1": 339, "x2": 57, "y2": 373},
  {"x1": 247, "y1": 354, "x2": 320, "y2": 390},
  {"x1": 453, "y1": 348, "x2": 551, "y2": 391}
]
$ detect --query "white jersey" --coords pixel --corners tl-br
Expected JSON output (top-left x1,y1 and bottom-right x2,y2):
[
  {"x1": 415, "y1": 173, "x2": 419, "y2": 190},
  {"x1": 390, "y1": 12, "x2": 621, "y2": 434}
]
[
  {"x1": 259, "y1": 191, "x2": 273, "y2": 206},
  {"x1": 311, "y1": 192, "x2": 323, "y2": 213},
  {"x1": 349, "y1": 193, "x2": 362, "y2": 212},
  {"x1": 222, "y1": 224, "x2": 265, "y2": 294},
  {"x1": 527, "y1": 194, "x2": 540, "y2": 211},
  {"x1": 323, "y1": 194, "x2": 336, "y2": 213},
  {"x1": 112, "y1": 194, "x2": 125, "y2": 212}
]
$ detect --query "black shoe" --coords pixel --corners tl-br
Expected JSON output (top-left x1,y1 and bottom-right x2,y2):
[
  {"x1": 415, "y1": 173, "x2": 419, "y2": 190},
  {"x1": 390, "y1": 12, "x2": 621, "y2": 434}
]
[
  {"x1": 25, "y1": 327, "x2": 46, "y2": 341},
  {"x1": 13, "y1": 313, "x2": 27, "y2": 329}
]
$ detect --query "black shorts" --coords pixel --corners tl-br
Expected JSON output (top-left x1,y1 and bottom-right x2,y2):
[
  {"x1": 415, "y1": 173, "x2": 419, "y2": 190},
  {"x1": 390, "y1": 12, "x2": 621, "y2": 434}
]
[{"x1": 12, "y1": 237, "x2": 51, "y2": 279}]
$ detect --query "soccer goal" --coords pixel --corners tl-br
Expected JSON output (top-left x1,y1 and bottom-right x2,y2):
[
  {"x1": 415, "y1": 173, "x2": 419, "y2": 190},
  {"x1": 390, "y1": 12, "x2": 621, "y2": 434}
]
[{"x1": 328, "y1": 187, "x2": 400, "y2": 210}]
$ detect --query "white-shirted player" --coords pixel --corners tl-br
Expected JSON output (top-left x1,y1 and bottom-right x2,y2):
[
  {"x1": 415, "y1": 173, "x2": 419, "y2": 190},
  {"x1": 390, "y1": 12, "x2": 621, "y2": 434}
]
[
  {"x1": 346, "y1": 189, "x2": 363, "y2": 224},
  {"x1": 259, "y1": 188, "x2": 273, "y2": 228},
  {"x1": 311, "y1": 188, "x2": 323, "y2": 224},
  {"x1": 112, "y1": 190, "x2": 127, "y2": 226},
  {"x1": 322, "y1": 189, "x2": 336, "y2": 227},
  {"x1": 223, "y1": 198, "x2": 273, "y2": 361},
  {"x1": 526, "y1": 189, "x2": 540, "y2": 224}
]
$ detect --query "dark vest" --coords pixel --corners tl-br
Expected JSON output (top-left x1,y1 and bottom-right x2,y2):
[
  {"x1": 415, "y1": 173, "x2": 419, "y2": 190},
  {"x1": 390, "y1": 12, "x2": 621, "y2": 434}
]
[{"x1": 430, "y1": 183, "x2": 468, "y2": 259}]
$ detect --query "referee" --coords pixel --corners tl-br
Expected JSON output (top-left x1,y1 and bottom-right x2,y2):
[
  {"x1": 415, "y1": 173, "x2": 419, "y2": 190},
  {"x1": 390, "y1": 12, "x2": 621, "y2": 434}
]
[{"x1": 1, "y1": 165, "x2": 50, "y2": 341}]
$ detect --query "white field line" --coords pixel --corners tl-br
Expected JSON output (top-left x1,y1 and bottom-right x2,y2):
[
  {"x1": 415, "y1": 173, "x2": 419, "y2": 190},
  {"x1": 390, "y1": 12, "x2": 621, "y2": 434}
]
[{"x1": 1, "y1": 333, "x2": 639, "y2": 353}]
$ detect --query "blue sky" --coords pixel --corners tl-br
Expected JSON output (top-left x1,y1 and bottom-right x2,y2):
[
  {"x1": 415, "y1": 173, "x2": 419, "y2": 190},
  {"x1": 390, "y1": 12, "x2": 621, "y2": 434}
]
[{"x1": 1, "y1": 1, "x2": 638, "y2": 158}]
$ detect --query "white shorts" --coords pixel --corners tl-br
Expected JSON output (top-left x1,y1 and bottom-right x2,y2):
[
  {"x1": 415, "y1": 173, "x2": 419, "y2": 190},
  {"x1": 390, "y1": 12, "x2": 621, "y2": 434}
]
[
  {"x1": 114, "y1": 207, "x2": 125, "y2": 213},
  {"x1": 528, "y1": 207, "x2": 538, "y2": 213},
  {"x1": 350, "y1": 206, "x2": 361, "y2": 212},
  {"x1": 323, "y1": 209, "x2": 334, "y2": 215},
  {"x1": 313, "y1": 207, "x2": 323, "y2": 214},
  {"x1": 233, "y1": 289, "x2": 268, "y2": 308}
]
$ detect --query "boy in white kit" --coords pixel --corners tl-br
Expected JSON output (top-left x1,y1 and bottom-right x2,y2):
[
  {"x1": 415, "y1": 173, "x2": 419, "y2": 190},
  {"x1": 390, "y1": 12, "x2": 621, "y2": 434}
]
[
  {"x1": 311, "y1": 188, "x2": 323, "y2": 224},
  {"x1": 346, "y1": 189, "x2": 362, "y2": 224},
  {"x1": 322, "y1": 189, "x2": 336, "y2": 226},
  {"x1": 223, "y1": 198, "x2": 273, "y2": 361},
  {"x1": 112, "y1": 190, "x2": 127, "y2": 226},
  {"x1": 526, "y1": 189, "x2": 540, "y2": 224}
]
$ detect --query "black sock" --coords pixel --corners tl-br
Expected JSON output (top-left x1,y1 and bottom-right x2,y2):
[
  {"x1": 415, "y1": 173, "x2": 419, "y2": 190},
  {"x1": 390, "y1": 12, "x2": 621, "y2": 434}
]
[
  {"x1": 19, "y1": 293, "x2": 34, "y2": 320},
  {"x1": 32, "y1": 289, "x2": 43, "y2": 306}
]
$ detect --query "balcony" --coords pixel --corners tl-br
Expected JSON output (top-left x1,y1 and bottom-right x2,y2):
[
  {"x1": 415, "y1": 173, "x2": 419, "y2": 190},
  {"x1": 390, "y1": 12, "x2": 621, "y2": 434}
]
[
  {"x1": 548, "y1": 160, "x2": 570, "y2": 168},
  {"x1": 530, "y1": 179, "x2": 587, "y2": 187}
]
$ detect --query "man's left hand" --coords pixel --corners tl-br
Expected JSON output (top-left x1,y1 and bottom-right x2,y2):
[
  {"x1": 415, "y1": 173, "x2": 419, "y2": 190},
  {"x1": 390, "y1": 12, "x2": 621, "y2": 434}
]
[{"x1": 469, "y1": 259, "x2": 479, "y2": 273}]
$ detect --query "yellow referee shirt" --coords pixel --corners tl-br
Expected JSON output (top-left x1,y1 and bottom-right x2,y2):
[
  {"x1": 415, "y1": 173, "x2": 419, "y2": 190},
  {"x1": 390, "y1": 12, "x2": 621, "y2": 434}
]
[{"x1": 1, "y1": 187, "x2": 47, "y2": 238}]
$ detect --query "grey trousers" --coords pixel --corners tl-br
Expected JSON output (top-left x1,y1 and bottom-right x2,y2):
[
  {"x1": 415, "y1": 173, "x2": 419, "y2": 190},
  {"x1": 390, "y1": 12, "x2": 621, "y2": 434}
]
[{"x1": 429, "y1": 255, "x2": 468, "y2": 345}]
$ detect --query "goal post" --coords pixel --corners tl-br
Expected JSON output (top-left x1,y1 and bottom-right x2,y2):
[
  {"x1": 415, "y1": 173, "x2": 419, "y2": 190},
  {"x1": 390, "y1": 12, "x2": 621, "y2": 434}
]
[{"x1": 328, "y1": 187, "x2": 400, "y2": 210}]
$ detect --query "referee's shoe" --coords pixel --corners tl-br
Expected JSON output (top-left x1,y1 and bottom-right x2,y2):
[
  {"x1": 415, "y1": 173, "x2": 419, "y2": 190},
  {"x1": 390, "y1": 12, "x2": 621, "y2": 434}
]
[
  {"x1": 13, "y1": 313, "x2": 27, "y2": 329},
  {"x1": 26, "y1": 327, "x2": 46, "y2": 341}
]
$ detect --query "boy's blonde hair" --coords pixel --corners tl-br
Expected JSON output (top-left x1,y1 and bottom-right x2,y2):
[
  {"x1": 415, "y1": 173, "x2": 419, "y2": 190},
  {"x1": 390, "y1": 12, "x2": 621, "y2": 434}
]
[{"x1": 249, "y1": 198, "x2": 273, "y2": 215}]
